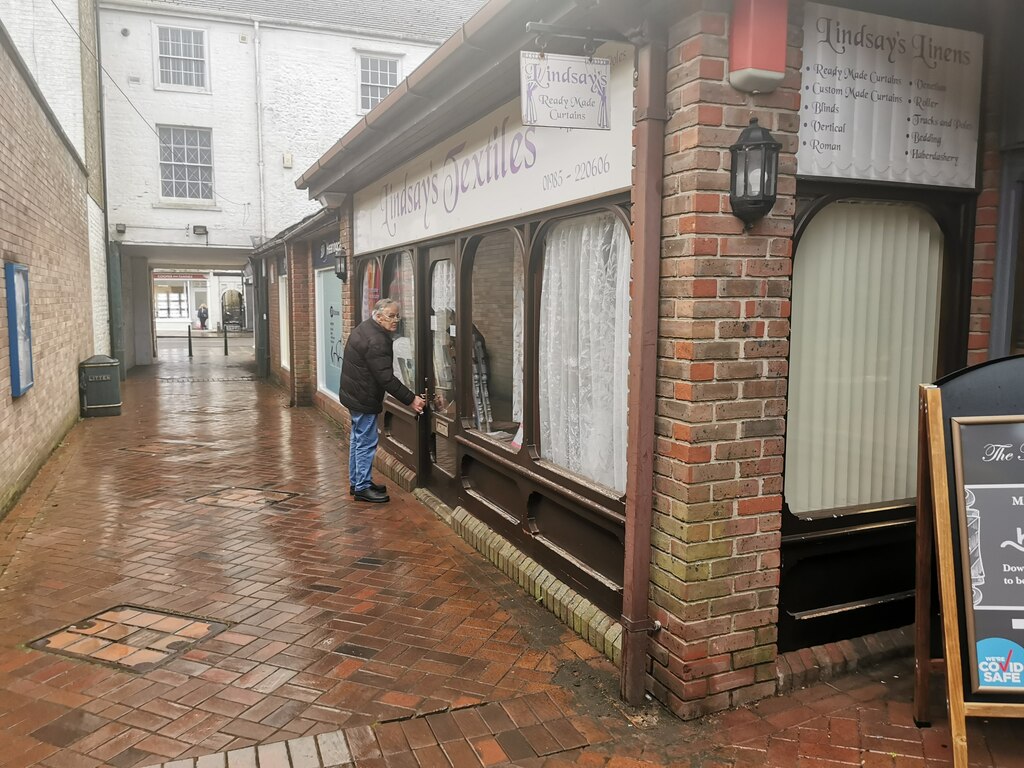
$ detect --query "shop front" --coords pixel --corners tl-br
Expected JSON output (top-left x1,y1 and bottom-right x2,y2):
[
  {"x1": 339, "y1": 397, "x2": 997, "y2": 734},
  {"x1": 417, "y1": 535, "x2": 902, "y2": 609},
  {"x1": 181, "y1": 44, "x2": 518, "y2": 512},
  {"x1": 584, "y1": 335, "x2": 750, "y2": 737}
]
[
  {"x1": 343, "y1": 43, "x2": 636, "y2": 617},
  {"x1": 287, "y1": 0, "x2": 1020, "y2": 720}
]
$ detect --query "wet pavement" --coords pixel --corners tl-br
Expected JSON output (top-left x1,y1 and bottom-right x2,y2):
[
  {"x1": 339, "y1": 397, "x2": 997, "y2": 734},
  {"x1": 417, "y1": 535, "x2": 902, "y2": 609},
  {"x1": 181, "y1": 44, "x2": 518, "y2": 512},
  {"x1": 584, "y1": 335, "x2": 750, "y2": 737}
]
[{"x1": 0, "y1": 338, "x2": 1021, "y2": 767}]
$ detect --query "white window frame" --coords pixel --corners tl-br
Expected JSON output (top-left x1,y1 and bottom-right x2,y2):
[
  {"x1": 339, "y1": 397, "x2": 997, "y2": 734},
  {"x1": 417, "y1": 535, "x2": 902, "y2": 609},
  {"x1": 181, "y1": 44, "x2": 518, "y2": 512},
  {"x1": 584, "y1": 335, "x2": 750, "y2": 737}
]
[
  {"x1": 279, "y1": 274, "x2": 290, "y2": 370},
  {"x1": 357, "y1": 52, "x2": 402, "y2": 113},
  {"x1": 315, "y1": 267, "x2": 343, "y2": 397},
  {"x1": 153, "y1": 23, "x2": 211, "y2": 93},
  {"x1": 157, "y1": 125, "x2": 215, "y2": 202}
]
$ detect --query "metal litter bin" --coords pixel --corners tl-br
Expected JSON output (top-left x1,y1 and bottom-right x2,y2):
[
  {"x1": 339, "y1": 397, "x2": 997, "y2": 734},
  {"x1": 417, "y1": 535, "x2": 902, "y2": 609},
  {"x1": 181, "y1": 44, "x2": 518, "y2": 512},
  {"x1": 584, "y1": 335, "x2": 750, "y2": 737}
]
[{"x1": 79, "y1": 355, "x2": 122, "y2": 417}]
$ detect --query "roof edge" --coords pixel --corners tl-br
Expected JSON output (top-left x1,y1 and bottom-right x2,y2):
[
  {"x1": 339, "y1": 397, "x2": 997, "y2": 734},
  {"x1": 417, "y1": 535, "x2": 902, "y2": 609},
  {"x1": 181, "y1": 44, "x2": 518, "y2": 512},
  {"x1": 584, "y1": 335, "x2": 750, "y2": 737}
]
[{"x1": 98, "y1": 0, "x2": 452, "y2": 46}]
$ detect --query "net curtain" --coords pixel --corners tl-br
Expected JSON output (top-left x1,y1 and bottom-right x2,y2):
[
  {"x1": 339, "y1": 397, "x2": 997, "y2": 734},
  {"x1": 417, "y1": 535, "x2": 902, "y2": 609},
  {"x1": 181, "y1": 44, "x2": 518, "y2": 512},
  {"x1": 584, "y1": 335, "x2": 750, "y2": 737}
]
[{"x1": 538, "y1": 211, "x2": 631, "y2": 494}]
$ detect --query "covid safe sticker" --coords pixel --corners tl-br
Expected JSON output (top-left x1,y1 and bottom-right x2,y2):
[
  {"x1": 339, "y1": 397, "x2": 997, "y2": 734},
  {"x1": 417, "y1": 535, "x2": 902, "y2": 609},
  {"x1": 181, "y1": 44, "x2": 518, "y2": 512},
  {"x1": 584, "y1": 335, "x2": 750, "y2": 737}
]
[{"x1": 977, "y1": 638, "x2": 1024, "y2": 689}]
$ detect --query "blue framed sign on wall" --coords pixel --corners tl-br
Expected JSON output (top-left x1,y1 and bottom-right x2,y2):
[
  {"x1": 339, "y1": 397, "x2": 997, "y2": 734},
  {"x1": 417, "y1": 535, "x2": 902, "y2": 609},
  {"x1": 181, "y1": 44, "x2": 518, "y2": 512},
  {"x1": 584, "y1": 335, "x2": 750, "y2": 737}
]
[{"x1": 5, "y1": 262, "x2": 34, "y2": 397}]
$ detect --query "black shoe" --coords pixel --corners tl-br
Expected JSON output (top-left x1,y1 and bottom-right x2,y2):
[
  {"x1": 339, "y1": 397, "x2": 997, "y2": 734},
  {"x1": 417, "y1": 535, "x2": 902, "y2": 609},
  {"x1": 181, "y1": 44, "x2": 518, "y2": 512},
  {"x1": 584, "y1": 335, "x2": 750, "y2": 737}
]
[
  {"x1": 353, "y1": 487, "x2": 390, "y2": 503},
  {"x1": 350, "y1": 481, "x2": 386, "y2": 494}
]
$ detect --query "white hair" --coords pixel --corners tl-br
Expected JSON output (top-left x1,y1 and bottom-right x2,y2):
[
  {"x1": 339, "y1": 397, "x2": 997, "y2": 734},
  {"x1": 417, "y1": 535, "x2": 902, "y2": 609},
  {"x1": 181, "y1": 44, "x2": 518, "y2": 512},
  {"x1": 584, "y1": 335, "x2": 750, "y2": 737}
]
[{"x1": 372, "y1": 298, "x2": 399, "y2": 318}]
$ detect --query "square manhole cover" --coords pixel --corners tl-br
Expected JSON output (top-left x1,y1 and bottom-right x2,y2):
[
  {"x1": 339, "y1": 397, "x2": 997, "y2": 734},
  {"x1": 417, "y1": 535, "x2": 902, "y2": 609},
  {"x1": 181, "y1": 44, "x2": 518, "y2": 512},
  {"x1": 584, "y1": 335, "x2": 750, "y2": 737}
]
[
  {"x1": 30, "y1": 606, "x2": 228, "y2": 673},
  {"x1": 189, "y1": 486, "x2": 299, "y2": 510}
]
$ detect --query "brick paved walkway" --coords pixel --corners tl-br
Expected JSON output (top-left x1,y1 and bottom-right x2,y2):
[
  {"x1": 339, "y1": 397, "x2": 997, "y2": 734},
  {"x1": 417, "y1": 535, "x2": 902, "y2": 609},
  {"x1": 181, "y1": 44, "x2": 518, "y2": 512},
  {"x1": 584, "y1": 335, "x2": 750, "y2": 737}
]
[{"x1": 0, "y1": 339, "x2": 1022, "y2": 767}]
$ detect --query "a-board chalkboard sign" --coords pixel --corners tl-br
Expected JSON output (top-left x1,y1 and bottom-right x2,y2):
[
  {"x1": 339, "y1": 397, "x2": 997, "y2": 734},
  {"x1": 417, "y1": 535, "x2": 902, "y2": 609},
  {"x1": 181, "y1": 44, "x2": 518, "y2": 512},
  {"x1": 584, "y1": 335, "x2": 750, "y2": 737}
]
[
  {"x1": 951, "y1": 417, "x2": 1024, "y2": 694},
  {"x1": 914, "y1": 355, "x2": 1024, "y2": 768}
]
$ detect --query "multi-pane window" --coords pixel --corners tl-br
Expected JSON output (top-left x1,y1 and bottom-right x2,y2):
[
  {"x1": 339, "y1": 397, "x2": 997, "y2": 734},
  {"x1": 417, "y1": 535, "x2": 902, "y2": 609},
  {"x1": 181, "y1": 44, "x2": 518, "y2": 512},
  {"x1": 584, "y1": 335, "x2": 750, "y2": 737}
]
[
  {"x1": 158, "y1": 126, "x2": 213, "y2": 200},
  {"x1": 157, "y1": 26, "x2": 206, "y2": 89},
  {"x1": 360, "y1": 56, "x2": 399, "y2": 111},
  {"x1": 155, "y1": 284, "x2": 188, "y2": 318}
]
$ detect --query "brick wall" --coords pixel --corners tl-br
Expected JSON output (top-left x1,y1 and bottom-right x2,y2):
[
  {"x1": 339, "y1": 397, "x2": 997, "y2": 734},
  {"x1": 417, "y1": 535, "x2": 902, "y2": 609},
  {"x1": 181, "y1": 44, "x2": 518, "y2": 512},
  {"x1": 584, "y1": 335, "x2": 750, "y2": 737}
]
[
  {"x1": 649, "y1": 0, "x2": 800, "y2": 720},
  {"x1": 0, "y1": 38, "x2": 94, "y2": 514},
  {"x1": 967, "y1": 17, "x2": 1003, "y2": 366},
  {"x1": 288, "y1": 241, "x2": 313, "y2": 405}
]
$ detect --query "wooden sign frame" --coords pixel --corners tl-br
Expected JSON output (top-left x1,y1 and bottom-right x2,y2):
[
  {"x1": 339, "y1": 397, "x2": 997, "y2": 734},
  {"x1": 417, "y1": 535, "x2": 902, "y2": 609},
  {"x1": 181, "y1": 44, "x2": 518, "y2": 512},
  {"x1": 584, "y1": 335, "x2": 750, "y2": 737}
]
[{"x1": 915, "y1": 381, "x2": 1024, "y2": 768}]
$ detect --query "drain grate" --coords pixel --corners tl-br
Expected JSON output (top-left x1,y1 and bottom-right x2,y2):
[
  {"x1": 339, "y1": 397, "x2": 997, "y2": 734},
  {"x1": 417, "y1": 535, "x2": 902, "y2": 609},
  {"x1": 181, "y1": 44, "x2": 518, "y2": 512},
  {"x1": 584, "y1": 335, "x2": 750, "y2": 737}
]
[
  {"x1": 189, "y1": 486, "x2": 299, "y2": 510},
  {"x1": 30, "y1": 606, "x2": 228, "y2": 673}
]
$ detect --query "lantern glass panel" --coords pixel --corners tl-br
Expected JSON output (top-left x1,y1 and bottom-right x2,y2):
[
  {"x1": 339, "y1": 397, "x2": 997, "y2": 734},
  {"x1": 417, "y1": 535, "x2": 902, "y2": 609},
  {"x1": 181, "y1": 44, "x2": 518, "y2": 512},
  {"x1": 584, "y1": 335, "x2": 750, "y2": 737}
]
[
  {"x1": 765, "y1": 156, "x2": 778, "y2": 196},
  {"x1": 733, "y1": 150, "x2": 749, "y2": 197},
  {"x1": 746, "y1": 148, "x2": 764, "y2": 197}
]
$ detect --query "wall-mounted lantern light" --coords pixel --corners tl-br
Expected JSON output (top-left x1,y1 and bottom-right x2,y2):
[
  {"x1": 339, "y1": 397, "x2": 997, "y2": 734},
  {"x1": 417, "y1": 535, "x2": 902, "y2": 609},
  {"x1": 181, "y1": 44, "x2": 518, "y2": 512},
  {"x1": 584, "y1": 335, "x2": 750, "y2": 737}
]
[
  {"x1": 729, "y1": 117, "x2": 781, "y2": 230},
  {"x1": 334, "y1": 245, "x2": 347, "y2": 282}
]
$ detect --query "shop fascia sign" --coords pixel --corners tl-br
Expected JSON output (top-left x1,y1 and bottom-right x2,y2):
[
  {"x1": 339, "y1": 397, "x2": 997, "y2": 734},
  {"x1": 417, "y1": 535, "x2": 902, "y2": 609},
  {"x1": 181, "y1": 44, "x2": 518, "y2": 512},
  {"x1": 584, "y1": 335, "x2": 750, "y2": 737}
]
[
  {"x1": 520, "y1": 51, "x2": 611, "y2": 130},
  {"x1": 798, "y1": 3, "x2": 983, "y2": 188},
  {"x1": 353, "y1": 43, "x2": 633, "y2": 255},
  {"x1": 153, "y1": 272, "x2": 207, "y2": 280}
]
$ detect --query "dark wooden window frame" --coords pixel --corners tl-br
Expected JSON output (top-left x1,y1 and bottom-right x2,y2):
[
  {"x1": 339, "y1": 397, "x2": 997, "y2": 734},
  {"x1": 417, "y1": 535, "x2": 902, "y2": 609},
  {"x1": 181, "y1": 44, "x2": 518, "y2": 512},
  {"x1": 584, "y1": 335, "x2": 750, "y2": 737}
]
[
  {"x1": 778, "y1": 178, "x2": 978, "y2": 650},
  {"x1": 350, "y1": 194, "x2": 632, "y2": 614}
]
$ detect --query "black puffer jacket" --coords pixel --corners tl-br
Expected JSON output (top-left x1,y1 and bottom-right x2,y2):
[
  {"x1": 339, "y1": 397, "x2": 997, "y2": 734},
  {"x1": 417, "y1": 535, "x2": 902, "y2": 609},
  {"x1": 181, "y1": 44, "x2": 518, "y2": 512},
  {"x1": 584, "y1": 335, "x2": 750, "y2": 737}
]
[{"x1": 339, "y1": 318, "x2": 416, "y2": 414}]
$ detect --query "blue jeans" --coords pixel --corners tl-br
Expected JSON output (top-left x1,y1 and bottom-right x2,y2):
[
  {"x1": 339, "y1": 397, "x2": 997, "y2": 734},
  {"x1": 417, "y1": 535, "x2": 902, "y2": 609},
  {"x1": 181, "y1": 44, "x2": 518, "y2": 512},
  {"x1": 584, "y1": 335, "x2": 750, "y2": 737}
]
[{"x1": 348, "y1": 411, "x2": 379, "y2": 492}]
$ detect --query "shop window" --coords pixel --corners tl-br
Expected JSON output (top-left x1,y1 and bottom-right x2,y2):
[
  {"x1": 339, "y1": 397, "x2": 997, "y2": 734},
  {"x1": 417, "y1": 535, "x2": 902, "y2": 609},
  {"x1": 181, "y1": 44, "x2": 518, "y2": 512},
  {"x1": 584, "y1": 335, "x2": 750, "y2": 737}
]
[
  {"x1": 383, "y1": 252, "x2": 415, "y2": 390},
  {"x1": 278, "y1": 275, "x2": 289, "y2": 370},
  {"x1": 429, "y1": 249, "x2": 457, "y2": 475},
  {"x1": 158, "y1": 126, "x2": 213, "y2": 200},
  {"x1": 316, "y1": 269, "x2": 343, "y2": 396},
  {"x1": 155, "y1": 283, "x2": 188, "y2": 318},
  {"x1": 469, "y1": 231, "x2": 524, "y2": 447},
  {"x1": 156, "y1": 26, "x2": 207, "y2": 90},
  {"x1": 539, "y1": 211, "x2": 630, "y2": 493},
  {"x1": 358, "y1": 259, "x2": 382, "y2": 322},
  {"x1": 785, "y1": 201, "x2": 943, "y2": 518},
  {"x1": 430, "y1": 256, "x2": 456, "y2": 414}
]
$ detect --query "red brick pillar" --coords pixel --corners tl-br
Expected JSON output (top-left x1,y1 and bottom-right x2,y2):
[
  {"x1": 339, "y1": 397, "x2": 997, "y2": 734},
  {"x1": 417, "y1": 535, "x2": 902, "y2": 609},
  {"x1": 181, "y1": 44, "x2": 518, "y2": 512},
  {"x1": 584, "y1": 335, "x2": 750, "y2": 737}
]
[
  {"x1": 967, "y1": 27, "x2": 1003, "y2": 365},
  {"x1": 288, "y1": 241, "x2": 313, "y2": 405},
  {"x1": 649, "y1": 1, "x2": 800, "y2": 719}
]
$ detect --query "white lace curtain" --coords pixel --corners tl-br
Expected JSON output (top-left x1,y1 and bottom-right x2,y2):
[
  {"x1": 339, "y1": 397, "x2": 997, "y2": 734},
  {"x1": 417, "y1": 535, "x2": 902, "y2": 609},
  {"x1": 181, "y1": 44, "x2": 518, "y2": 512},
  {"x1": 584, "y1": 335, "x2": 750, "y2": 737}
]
[
  {"x1": 539, "y1": 212, "x2": 631, "y2": 493},
  {"x1": 431, "y1": 259, "x2": 456, "y2": 390}
]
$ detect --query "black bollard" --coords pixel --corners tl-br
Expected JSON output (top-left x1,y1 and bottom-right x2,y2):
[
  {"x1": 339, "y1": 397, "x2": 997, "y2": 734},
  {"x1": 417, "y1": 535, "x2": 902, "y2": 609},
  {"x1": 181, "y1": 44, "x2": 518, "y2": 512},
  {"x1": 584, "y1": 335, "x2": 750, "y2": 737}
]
[
  {"x1": 187, "y1": 324, "x2": 193, "y2": 358},
  {"x1": 223, "y1": 324, "x2": 228, "y2": 356}
]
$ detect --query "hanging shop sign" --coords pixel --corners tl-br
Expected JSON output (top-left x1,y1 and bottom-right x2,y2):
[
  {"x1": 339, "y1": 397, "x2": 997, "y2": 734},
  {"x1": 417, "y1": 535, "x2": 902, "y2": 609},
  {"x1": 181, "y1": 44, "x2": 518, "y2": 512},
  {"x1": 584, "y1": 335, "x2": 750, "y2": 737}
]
[
  {"x1": 314, "y1": 239, "x2": 341, "y2": 270},
  {"x1": 520, "y1": 51, "x2": 611, "y2": 130},
  {"x1": 798, "y1": 3, "x2": 983, "y2": 188},
  {"x1": 353, "y1": 43, "x2": 633, "y2": 255}
]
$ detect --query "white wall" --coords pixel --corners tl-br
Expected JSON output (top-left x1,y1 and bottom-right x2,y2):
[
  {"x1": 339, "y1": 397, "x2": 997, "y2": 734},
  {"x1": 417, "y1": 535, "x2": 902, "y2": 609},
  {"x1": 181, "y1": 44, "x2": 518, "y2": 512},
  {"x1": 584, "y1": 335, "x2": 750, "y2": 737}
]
[
  {"x1": 258, "y1": 25, "x2": 434, "y2": 235},
  {"x1": 99, "y1": 5, "x2": 438, "y2": 247},
  {"x1": 88, "y1": 197, "x2": 110, "y2": 354},
  {"x1": 0, "y1": 0, "x2": 85, "y2": 157},
  {"x1": 100, "y1": 9, "x2": 261, "y2": 249}
]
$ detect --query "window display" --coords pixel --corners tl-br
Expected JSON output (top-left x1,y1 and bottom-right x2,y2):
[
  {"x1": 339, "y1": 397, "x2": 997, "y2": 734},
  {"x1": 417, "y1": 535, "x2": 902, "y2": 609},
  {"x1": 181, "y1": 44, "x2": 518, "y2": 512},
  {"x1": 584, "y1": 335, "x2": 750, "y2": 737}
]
[
  {"x1": 539, "y1": 212, "x2": 630, "y2": 493},
  {"x1": 469, "y1": 231, "x2": 524, "y2": 446},
  {"x1": 429, "y1": 250, "x2": 457, "y2": 474},
  {"x1": 359, "y1": 259, "x2": 381, "y2": 322},
  {"x1": 383, "y1": 252, "x2": 416, "y2": 390}
]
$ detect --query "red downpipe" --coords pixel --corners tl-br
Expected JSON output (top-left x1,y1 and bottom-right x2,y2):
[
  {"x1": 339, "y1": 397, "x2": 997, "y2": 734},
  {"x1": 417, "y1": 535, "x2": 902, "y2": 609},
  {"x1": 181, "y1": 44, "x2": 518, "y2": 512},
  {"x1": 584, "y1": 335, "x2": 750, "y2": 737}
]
[{"x1": 620, "y1": 26, "x2": 668, "y2": 705}]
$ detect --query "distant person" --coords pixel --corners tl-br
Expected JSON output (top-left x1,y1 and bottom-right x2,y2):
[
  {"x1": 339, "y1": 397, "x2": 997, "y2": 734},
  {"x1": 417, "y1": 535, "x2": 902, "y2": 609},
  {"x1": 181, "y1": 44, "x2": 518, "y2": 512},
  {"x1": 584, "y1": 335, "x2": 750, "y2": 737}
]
[
  {"x1": 197, "y1": 304, "x2": 209, "y2": 330},
  {"x1": 339, "y1": 298, "x2": 425, "y2": 503}
]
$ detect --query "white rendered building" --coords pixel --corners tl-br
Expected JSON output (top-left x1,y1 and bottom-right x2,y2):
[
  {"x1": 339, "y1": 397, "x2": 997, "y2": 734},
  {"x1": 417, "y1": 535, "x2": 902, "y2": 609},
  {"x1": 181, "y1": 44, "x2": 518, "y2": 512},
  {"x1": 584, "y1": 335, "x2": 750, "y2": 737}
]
[{"x1": 98, "y1": 0, "x2": 482, "y2": 365}]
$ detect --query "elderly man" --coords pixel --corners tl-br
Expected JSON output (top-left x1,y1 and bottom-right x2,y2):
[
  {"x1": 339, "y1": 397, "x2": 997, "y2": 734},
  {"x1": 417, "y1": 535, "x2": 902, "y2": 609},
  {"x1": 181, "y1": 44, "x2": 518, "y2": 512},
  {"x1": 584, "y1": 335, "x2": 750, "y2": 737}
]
[{"x1": 339, "y1": 298, "x2": 425, "y2": 503}]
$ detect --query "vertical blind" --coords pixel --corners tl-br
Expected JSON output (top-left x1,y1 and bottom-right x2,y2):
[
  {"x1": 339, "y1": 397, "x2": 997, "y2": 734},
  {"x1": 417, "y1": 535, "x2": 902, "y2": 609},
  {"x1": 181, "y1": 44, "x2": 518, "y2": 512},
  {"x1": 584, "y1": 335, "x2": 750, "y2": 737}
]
[{"x1": 785, "y1": 202, "x2": 943, "y2": 516}]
